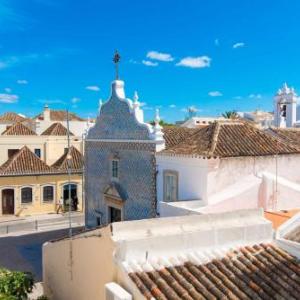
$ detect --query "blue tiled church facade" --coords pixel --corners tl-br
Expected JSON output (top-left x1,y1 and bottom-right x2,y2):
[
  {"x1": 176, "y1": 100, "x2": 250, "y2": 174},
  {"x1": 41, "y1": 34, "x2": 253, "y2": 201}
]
[{"x1": 85, "y1": 81, "x2": 157, "y2": 227}]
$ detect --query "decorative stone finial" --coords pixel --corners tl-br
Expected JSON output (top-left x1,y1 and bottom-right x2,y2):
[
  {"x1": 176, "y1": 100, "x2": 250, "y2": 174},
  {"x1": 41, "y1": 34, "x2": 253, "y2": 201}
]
[
  {"x1": 155, "y1": 108, "x2": 161, "y2": 126},
  {"x1": 98, "y1": 99, "x2": 103, "y2": 114},
  {"x1": 133, "y1": 91, "x2": 139, "y2": 103}
]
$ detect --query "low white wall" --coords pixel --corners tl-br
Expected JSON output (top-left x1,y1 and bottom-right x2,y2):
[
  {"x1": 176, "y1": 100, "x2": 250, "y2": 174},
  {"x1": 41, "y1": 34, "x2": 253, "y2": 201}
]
[{"x1": 208, "y1": 155, "x2": 300, "y2": 198}]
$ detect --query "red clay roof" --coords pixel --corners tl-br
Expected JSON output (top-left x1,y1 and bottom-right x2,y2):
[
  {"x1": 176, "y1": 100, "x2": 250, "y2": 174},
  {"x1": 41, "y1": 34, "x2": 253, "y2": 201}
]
[
  {"x1": 52, "y1": 146, "x2": 83, "y2": 172},
  {"x1": 162, "y1": 127, "x2": 199, "y2": 149},
  {"x1": 35, "y1": 110, "x2": 85, "y2": 122},
  {"x1": 41, "y1": 122, "x2": 74, "y2": 136},
  {"x1": 161, "y1": 121, "x2": 300, "y2": 157},
  {"x1": 267, "y1": 128, "x2": 300, "y2": 149},
  {"x1": 264, "y1": 209, "x2": 300, "y2": 229},
  {"x1": 0, "y1": 112, "x2": 25, "y2": 123},
  {"x1": 0, "y1": 146, "x2": 54, "y2": 175},
  {"x1": 2, "y1": 122, "x2": 37, "y2": 136},
  {"x1": 129, "y1": 243, "x2": 300, "y2": 299}
]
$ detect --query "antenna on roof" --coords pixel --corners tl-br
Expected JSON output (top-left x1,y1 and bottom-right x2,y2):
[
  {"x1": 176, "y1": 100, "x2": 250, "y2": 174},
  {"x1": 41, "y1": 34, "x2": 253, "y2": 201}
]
[
  {"x1": 66, "y1": 109, "x2": 74, "y2": 281},
  {"x1": 66, "y1": 110, "x2": 73, "y2": 238}
]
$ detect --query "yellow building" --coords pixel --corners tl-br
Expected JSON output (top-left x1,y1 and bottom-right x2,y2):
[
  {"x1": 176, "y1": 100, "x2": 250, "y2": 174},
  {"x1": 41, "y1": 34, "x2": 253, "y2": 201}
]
[{"x1": 0, "y1": 146, "x2": 83, "y2": 217}]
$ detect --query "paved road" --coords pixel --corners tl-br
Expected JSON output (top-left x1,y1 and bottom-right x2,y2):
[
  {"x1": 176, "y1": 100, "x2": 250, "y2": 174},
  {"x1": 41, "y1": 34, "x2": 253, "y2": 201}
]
[{"x1": 0, "y1": 227, "x2": 83, "y2": 281}]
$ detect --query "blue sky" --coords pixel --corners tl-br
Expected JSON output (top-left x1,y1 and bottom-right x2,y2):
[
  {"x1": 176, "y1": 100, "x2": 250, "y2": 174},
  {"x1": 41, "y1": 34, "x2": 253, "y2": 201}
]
[{"x1": 1, "y1": 0, "x2": 300, "y2": 122}]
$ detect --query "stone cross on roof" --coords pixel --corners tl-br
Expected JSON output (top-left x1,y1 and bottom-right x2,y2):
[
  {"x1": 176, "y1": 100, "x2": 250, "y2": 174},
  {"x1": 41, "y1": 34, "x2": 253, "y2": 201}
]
[{"x1": 113, "y1": 50, "x2": 121, "y2": 80}]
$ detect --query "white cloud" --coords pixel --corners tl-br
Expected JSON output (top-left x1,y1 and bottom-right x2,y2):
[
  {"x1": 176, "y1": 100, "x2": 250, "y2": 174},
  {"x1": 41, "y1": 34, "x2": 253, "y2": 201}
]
[
  {"x1": 146, "y1": 51, "x2": 174, "y2": 62},
  {"x1": 209, "y1": 91, "x2": 223, "y2": 97},
  {"x1": 176, "y1": 56, "x2": 211, "y2": 68},
  {"x1": 71, "y1": 97, "x2": 80, "y2": 104},
  {"x1": 4, "y1": 88, "x2": 12, "y2": 93},
  {"x1": 142, "y1": 60, "x2": 158, "y2": 67},
  {"x1": 17, "y1": 79, "x2": 28, "y2": 84},
  {"x1": 169, "y1": 104, "x2": 176, "y2": 108},
  {"x1": 0, "y1": 93, "x2": 18, "y2": 103},
  {"x1": 86, "y1": 85, "x2": 100, "y2": 92},
  {"x1": 233, "y1": 42, "x2": 245, "y2": 49},
  {"x1": 249, "y1": 94, "x2": 262, "y2": 99},
  {"x1": 38, "y1": 98, "x2": 65, "y2": 104},
  {"x1": 234, "y1": 96, "x2": 242, "y2": 100},
  {"x1": 181, "y1": 105, "x2": 199, "y2": 113}
]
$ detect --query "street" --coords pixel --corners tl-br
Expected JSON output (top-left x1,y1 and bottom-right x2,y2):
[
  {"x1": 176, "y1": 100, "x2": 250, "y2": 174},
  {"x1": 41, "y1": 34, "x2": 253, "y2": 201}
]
[{"x1": 0, "y1": 227, "x2": 83, "y2": 281}]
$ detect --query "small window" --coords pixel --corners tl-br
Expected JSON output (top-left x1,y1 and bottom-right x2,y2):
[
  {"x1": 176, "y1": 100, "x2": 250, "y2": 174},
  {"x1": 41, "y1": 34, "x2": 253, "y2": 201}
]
[
  {"x1": 34, "y1": 148, "x2": 41, "y2": 158},
  {"x1": 43, "y1": 186, "x2": 54, "y2": 202},
  {"x1": 8, "y1": 149, "x2": 19, "y2": 158},
  {"x1": 111, "y1": 160, "x2": 119, "y2": 179},
  {"x1": 163, "y1": 171, "x2": 178, "y2": 202},
  {"x1": 21, "y1": 187, "x2": 33, "y2": 204}
]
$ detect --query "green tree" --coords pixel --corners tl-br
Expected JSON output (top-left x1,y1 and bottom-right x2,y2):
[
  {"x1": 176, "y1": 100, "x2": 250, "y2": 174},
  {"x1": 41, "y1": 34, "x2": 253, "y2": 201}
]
[
  {"x1": 222, "y1": 110, "x2": 238, "y2": 119},
  {"x1": 0, "y1": 268, "x2": 34, "y2": 300},
  {"x1": 149, "y1": 120, "x2": 174, "y2": 127}
]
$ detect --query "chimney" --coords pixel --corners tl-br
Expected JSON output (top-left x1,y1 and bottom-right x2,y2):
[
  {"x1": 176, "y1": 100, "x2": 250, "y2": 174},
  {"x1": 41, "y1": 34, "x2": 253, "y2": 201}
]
[{"x1": 43, "y1": 104, "x2": 50, "y2": 121}]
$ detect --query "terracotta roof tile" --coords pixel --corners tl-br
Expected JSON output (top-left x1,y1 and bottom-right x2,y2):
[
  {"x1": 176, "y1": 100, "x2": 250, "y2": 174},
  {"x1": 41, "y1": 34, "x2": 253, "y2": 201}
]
[
  {"x1": 162, "y1": 127, "x2": 199, "y2": 149},
  {"x1": 2, "y1": 122, "x2": 37, "y2": 135},
  {"x1": 41, "y1": 122, "x2": 74, "y2": 136},
  {"x1": 267, "y1": 128, "x2": 300, "y2": 149},
  {"x1": 52, "y1": 146, "x2": 83, "y2": 172},
  {"x1": 161, "y1": 121, "x2": 300, "y2": 157},
  {"x1": 0, "y1": 146, "x2": 54, "y2": 176},
  {"x1": 129, "y1": 243, "x2": 300, "y2": 300},
  {"x1": 35, "y1": 110, "x2": 85, "y2": 121},
  {"x1": 0, "y1": 112, "x2": 25, "y2": 123}
]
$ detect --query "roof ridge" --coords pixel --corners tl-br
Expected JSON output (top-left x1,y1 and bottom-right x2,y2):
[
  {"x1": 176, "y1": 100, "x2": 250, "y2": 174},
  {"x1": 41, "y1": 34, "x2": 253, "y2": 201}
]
[
  {"x1": 208, "y1": 121, "x2": 221, "y2": 156},
  {"x1": 0, "y1": 146, "x2": 28, "y2": 172},
  {"x1": 2, "y1": 122, "x2": 36, "y2": 135}
]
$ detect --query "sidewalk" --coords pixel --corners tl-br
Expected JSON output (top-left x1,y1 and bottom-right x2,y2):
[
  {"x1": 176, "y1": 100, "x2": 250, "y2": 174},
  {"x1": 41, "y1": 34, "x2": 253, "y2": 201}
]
[{"x1": 0, "y1": 212, "x2": 84, "y2": 237}]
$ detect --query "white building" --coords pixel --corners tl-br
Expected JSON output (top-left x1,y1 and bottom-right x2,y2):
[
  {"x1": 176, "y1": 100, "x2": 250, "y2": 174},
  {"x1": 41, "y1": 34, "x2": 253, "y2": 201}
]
[
  {"x1": 33, "y1": 105, "x2": 94, "y2": 136},
  {"x1": 180, "y1": 116, "x2": 225, "y2": 128},
  {"x1": 239, "y1": 110, "x2": 273, "y2": 129},
  {"x1": 158, "y1": 120, "x2": 300, "y2": 217},
  {"x1": 274, "y1": 83, "x2": 300, "y2": 128}
]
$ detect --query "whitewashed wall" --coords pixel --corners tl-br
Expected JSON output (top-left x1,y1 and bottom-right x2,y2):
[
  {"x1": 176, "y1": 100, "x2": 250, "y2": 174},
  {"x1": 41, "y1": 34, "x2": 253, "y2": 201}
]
[{"x1": 156, "y1": 155, "x2": 208, "y2": 204}]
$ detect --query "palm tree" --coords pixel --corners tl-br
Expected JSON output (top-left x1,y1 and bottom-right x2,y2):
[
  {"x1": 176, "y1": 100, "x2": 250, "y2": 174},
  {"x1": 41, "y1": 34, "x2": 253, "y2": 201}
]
[{"x1": 222, "y1": 110, "x2": 238, "y2": 119}]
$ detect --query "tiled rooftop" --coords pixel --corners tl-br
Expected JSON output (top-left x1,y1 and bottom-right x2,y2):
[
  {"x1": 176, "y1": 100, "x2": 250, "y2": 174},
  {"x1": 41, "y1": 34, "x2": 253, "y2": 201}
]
[
  {"x1": 41, "y1": 122, "x2": 74, "y2": 136},
  {"x1": 35, "y1": 110, "x2": 85, "y2": 121},
  {"x1": 0, "y1": 146, "x2": 54, "y2": 175},
  {"x1": 162, "y1": 127, "x2": 199, "y2": 149},
  {"x1": 127, "y1": 243, "x2": 300, "y2": 300},
  {"x1": 52, "y1": 146, "x2": 83, "y2": 172},
  {"x1": 267, "y1": 128, "x2": 300, "y2": 149},
  {"x1": 0, "y1": 112, "x2": 25, "y2": 123},
  {"x1": 284, "y1": 225, "x2": 300, "y2": 243},
  {"x1": 161, "y1": 121, "x2": 300, "y2": 157},
  {"x1": 2, "y1": 122, "x2": 36, "y2": 136}
]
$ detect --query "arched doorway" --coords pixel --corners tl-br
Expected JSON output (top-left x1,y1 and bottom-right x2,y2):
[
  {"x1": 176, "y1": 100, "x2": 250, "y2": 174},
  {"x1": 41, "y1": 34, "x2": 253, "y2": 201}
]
[
  {"x1": 2, "y1": 189, "x2": 14, "y2": 215},
  {"x1": 63, "y1": 184, "x2": 78, "y2": 211}
]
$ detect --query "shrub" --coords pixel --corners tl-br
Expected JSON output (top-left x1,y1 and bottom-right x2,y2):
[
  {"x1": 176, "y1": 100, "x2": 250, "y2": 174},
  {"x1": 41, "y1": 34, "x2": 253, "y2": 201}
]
[{"x1": 0, "y1": 268, "x2": 34, "y2": 300}]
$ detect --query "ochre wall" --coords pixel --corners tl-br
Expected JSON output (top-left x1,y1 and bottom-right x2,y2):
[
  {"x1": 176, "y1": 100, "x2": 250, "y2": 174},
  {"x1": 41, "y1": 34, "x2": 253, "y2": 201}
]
[
  {"x1": 43, "y1": 226, "x2": 116, "y2": 300},
  {"x1": 0, "y1": 174, "x2": 82, "y2": 216}
]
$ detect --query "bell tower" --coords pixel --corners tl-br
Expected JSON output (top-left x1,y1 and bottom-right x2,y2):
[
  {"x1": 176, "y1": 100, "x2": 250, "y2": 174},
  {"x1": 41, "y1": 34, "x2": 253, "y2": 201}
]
[{"x1": 274, "y1": 83, "x2": 297, "y2": 128}]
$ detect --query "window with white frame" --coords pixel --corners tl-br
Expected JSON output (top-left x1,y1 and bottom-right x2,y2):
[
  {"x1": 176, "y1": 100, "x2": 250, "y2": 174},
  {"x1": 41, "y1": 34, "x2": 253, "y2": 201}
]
[
  {"x1": 111, "y1": 160, "x2": 119, "y2": 179},
  {"x1": 21, "y1": 187, "x2": 33, "y2": 204},
  {"x1": 43, "y1": 186, "x2": 54, "y2": 202},
  {"x1": 163, "y1": 171, "x2": 178, "y2": 202}
]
